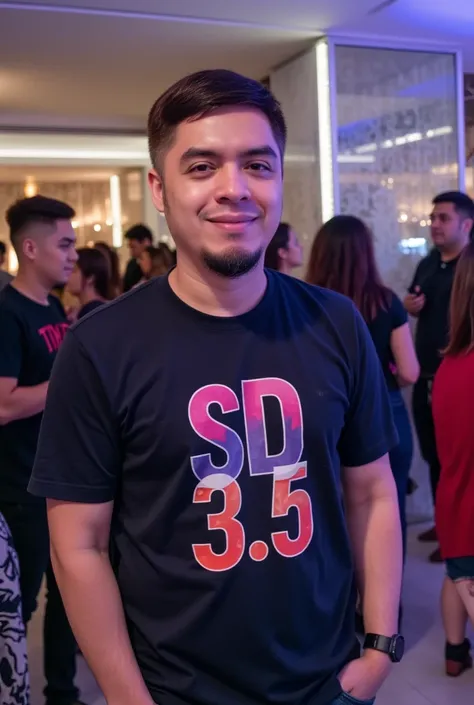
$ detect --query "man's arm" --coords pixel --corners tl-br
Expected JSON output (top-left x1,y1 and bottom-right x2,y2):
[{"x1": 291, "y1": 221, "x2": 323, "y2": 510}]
[
  {"x1": 0, "y1": 378, "x2": 48, "y2": 425},
  {"x1": 47, "y1": 499, "x2": 154, "y2": 705},
  {"x1": 29, "y1": 328, "x2": 154, "y2": 704},
  {"x1": 0, "y1": 307, "x2": 48, "y2": 425},
  {"x1": 342, "y1": 454, "x2": 402, "y2": 635},
  {"x1": 336, "y1": 304, "x2": 401, "y2": 699}
]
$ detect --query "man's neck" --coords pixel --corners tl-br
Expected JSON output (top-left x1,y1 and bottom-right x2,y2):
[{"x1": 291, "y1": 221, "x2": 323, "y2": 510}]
[
  {"x1": 12, "y1": 270, "x2": 50, "y2": 305},
  {"x1": 440, "y1": 240, "x2": 469, "y2": 263},
  {"x1": 169, "y1": 260, "x2": 268, "y2": 317}
]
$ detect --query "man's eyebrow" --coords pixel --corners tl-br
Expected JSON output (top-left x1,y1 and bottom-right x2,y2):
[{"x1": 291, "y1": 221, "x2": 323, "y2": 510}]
[{"x1": 180, "y1": 145, "x2": 279, "y2": 163}]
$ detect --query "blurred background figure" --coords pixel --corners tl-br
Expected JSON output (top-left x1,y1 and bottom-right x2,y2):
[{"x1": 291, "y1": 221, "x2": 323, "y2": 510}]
[
  {"x1": 66, "y1": 247, "x2": 112, "y2": 320},
  {"x1": 0, "y1": 510, "x2": 29, "y2": 705},
  {"x1": 0, "y1": 240, "x2": 13, "y2": 291},
  {"x1": 264, "y1": 222, "x2": 303, "y2": 274},
  {"x1": 0, "y1": 195, "x2": 85, "y2": 705},
  {"x1": 404, "y1": 191, "x2": 474, "y2": 562},
  {"x1": 306, "y1": 214, "x2": 419, "y2": 575},
  {"x1": 432, "y1": 240, "x2": 474, "y2": 678},
  {"x1": 123, "y1": 224, "x2": 153, "y2": 292},
  {"x1": 137, "y1": 244, "x2": 175, "y2": 284},
  {"x1": 94, "y1": 241, "x2": 122, "y2": 298}
]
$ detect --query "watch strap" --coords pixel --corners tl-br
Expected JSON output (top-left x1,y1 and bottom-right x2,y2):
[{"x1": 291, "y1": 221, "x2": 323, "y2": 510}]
[{"x1": 364, "y1": 633, "x2": 393, "y2": 654}]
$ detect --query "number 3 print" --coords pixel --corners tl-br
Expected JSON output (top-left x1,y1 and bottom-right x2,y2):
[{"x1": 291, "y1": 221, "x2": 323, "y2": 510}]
[{"x1": 192, "y1": 463, "x2": 313, "y2": 572}]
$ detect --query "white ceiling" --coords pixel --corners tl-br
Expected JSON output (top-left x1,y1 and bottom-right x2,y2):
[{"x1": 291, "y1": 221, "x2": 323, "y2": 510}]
[{"x1": 0, "y1": 0, "x2": 474, "y2": 132}]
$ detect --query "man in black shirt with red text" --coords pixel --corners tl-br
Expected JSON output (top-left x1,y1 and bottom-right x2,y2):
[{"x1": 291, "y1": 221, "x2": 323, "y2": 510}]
[
  {"x1": 0, "y1": 196, "x2": 85, "y2": 705},
  {"x1": 30, "y1": 71, "x2": 403, "y2": 705}
]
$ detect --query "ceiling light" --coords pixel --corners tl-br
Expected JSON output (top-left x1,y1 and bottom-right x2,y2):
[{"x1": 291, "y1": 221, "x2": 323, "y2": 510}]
[{"x1": 93, "y1": 224, "x2": 102, "y2": 232}]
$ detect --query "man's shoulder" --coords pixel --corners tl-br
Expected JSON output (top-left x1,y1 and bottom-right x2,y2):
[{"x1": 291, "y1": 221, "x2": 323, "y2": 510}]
[
  {"x1": 71, "y1": 276, "x2": 167, "y2": 339},
  {"x1": 270, "y1": 270, "x2": 357, "y2": 316}
]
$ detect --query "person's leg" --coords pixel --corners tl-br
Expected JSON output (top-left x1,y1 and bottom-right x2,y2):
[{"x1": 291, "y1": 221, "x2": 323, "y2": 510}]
[
  {"x1": 0, "y1": 511, "x2": 30, "y2": 705},
  {"x1": 441, "y1": 574, "x2": 472, "y2": 676},
  {"x1": 455, "y1": 579, "x2": 474, "y2": 623},
  {"x1": 411, "y1": 379, "x2": 441, "y2": 557},
  {"x1": 388, "y1": 393, "x2": 413, "y2": 562},
  {"x1": 0, "y1": 501, "x2": 50, "y2": 624},
  {"x1": 43, "y1": 561, "x2": 81, "y2": 705}
]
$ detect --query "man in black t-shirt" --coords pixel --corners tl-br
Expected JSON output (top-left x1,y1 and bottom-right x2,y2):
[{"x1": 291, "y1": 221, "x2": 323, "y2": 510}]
[
  {"x1": 404, "y1": 191, "x2": 474, "y2": 562},
  {"x1": 0, "y1": 195, "x2": 86, "y2": 705},
  {"x1": 30, "y1": 71, "x2": 403, "y2": 705},
  {"x1": 122, "y1": 224, "x2": 153, "y2": 292}
]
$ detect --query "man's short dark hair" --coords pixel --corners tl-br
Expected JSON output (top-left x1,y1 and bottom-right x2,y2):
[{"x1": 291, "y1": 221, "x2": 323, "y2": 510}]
[
  {"x1": 6, "y1": 195, "x2": 75, "y2": 246},
  {"x1": 125, "y1": 224, "x2": 153, "y2": 243},
  {"x1": 433, "y1": 191, "x2": 474, "y2": 220},
  {"x1": 0, "y1": 241, "x2": 6, "y2": 256},
  {"x1": 147, "y1": 69, "x2": 287, "y2": 172}
]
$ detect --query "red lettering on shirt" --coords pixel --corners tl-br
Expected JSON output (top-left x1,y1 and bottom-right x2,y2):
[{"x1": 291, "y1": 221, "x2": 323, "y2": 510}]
[{"x1": 38, "y1": 323, "x2": 69, "y2": 353}]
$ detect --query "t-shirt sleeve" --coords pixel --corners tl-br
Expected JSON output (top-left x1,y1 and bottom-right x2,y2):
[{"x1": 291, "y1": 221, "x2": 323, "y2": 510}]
[
  {"x1": 29, "y1": 329, "x2": 120, "y2": 503},
  {"x1": 390, "y1": 292, "x2": 408, "y2": 330},
  {"x1": 0, "y1": 307, "x2": 22, "y2": 379},
  {"x1": 338, "y1": 306, "x2": 399, "y2": 468}
]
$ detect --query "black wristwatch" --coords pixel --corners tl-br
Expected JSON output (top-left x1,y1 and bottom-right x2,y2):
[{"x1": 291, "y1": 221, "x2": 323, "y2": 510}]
[{"x1": 363, "y1": 633, "x2": 405, "y2": 663}]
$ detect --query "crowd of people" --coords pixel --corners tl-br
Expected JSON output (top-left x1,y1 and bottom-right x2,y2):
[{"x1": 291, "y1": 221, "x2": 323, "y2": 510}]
[{"x1": 0, "y1": 68, "x2": 473, "y2": 705}]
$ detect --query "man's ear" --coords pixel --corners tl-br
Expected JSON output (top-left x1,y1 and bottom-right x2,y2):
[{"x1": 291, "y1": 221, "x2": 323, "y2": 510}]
[
  {"x1": 22, "y1": 237, "x2": 38, "y2": 262},
  {"x1": 148, "y1": 169, "x2": 165, "y2": 214}
]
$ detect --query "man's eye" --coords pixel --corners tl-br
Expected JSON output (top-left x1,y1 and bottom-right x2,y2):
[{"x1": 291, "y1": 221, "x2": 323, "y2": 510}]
[
  {"x1": 189, "y1": 164, "x2": 213, "y2": 174},
  {"x1": 248, "y1": 162, "x2": 271, "y2": 172}
]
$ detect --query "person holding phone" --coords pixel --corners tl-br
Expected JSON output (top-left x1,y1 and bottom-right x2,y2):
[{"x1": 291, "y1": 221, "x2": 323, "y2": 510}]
[{"x1": 404, "y1": 191, "x2": 474, "y2": 562}]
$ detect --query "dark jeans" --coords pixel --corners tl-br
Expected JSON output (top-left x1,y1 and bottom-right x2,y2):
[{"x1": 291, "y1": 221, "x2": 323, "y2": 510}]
[
  {"x1": 0, "y1": 501, "x2": 79, "y2": 705},
  {"x1": 412, "y1": 377, "x2": 441, "y2": 503},
  {"x1": 388, "y1": 390, "x2": 413, "y2": 560}
]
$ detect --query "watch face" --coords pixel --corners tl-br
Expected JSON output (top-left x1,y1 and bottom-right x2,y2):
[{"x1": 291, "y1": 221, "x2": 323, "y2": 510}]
[{"x1": 391, "y1": 635, "x2": 405, "y2": 662}]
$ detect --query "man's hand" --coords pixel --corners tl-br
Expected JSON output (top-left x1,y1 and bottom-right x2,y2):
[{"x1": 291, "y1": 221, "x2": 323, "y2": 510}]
[
  {"x1": 403, "y1": 286, "x2": 425, "y2": 317},
  {"x1": 338, "y1": 650, "x2": 392, "y2": 701}
]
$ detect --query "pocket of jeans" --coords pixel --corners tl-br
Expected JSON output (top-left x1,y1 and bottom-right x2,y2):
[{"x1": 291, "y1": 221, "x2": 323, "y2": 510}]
[{"x1": 340, "y1": 691, "x2": 376, "y2": 705}]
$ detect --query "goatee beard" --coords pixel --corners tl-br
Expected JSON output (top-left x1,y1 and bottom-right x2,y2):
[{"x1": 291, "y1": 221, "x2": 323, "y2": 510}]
[{"x1": 202, "y1": 247, "x2": 262, "y2": 278}]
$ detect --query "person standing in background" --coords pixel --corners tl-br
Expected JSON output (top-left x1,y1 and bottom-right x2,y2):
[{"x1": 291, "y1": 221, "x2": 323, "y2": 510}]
[
  {"x1": 306, "y1": 215, "x2": 419, "y2": 566},
  {"x1": 66, "y1": 247, "x2": 111, "y2": 320},
  {"x1": 0, "y1": 510, "x2": 29, "y2": 705},
  {"x1": 432, "y1": 240, "x2": 474, "y2": 678},
  {"x1": 0, "y1": 195, "x2": 86, "y2": 705},
  {"x1": 264, "y1": 222, "x2": 303, "y2": 274},
  {"x1": 94, "y1": 241, "x2": 122, "y2": 298},
  {"x1": 404, "y1": 191, "x2": 474, "y2": 563},
  {"x1": 136, "y1": 244, "x2": 175, "y2": 284},
  {"x1": 122, "y1": 224, "x2": 153, "y2": 292},
  {"x1": 0, "y1": 240, "x2": 13, "y2": 291}
]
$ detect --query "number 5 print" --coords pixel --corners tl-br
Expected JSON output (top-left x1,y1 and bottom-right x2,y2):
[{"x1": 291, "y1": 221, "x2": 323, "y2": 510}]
[{"x1": 271, "y1": 462, "x2": 314, "y2": 558}]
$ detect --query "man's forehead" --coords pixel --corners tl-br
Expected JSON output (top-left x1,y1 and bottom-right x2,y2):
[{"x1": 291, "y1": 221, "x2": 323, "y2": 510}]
[{"x1": 432, "y1": 202, "x2": 456, "y2": 215}]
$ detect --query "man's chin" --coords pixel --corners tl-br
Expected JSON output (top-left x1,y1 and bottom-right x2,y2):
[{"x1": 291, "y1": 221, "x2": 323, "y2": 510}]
[{"x1": 201, "y1": 246, "x2": 263, "y2": 278}]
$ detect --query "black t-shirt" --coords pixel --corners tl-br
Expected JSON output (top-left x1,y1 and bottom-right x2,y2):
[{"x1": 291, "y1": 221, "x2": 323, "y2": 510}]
[
  {"x1": 30, "y1": 271, "x2": 397, "y2": 705},
  {"x1": 0, "y1": 285, "x2": 68, "y2": 503},
  {"x1": 77, "y1": 299, "x2": 105, "y2": 320},
  {"x1": 409, "y1": 249, "x2": 459, "y2": 376},
  {"x1": 123, "y1": 258, "x2": 143, "y2": 293},
  {"x1": 366, "y1": 291, "x2": 408, "y2": 392}
]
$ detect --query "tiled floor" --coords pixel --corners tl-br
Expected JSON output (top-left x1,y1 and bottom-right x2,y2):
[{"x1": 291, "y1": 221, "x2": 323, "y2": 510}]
[{"x1": 28, "y1": 524, "x2": 474, "y2": 705}]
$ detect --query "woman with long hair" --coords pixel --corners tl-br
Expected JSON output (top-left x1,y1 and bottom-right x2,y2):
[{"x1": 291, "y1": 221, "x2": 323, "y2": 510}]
[
  {"x1": 66, "y1": 247, "x2": 112, "y2": 320},
  {"x1": 306, "y1": 215, "x2": 419, "y2": 561},
  {"x1": 94, "y1": 241, "x2": 122, "y2": 298},
  {"x1": 264, "y1": 222, "x2": 303, "y2": 274},
  {"x1": 137, "y1": 244, "x2": 174, "y2": 283},
  {"x1": 432, "y1": 240, "x2": 474, "y2": 677}
]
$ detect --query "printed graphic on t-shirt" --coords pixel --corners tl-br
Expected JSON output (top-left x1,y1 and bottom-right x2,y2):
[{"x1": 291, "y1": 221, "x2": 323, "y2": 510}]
[
  {"x1": 188, "y1": 377, "x2": 313, "y2": 572},
  {"x1": 38, "y1": 322, "x2": 69, "y2": 353}
]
